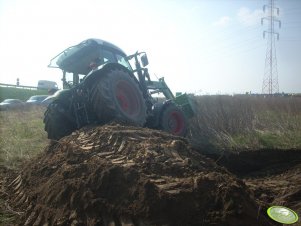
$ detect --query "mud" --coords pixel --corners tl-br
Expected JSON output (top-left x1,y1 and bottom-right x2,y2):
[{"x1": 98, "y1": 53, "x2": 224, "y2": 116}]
[{"x1": 1, "y1": 124, "x2": 300, "y2": 225}]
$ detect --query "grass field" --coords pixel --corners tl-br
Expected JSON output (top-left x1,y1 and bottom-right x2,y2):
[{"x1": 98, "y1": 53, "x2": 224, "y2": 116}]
[
  {"x1": 155, "y1": 94, "x2": 300, "y2": 151},
  {"x1": 188, "y1": 95, "x2": 301, "y2": 152},
  {"x1": 0, "y1": 87, "x2": 48, "y2": 102},
  {"x1": 0, "y1": 95, "x2": 300, "y2": 169},
  {"x1": 0, "y1": 106, "x2": 48, "y2": 169}
]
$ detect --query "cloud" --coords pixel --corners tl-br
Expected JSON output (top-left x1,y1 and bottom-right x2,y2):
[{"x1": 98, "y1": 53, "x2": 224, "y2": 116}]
[
  {"x1": 237, "y1": 7, "x2": 264, "y2": 26},
  {"x1": 213, "y1": 16, "x2": 231, "y2": 27}
]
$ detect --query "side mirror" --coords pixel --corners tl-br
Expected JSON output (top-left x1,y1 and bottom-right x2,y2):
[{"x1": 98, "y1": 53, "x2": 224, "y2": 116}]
[{"x1": 141, "y1": 54, "x2": 149, "y2": 67}]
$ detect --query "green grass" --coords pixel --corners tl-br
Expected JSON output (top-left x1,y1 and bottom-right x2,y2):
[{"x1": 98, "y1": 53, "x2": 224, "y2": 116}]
[
  {"x1": 0, "y1": 87, "x2": 48, "y2": 102},
  {"x1": 231, "y1": 130, "x2": 301, "y2": 150},
  {"x1": 0, "y1": 106, "x2": 48, "y2": 169}
]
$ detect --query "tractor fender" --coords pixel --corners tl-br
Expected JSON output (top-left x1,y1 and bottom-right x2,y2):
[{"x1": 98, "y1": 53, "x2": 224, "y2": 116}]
[
  {"x1": 48, "y1": 64, "x2": 130, "y2": 104},
  {"x1": 82, "y1": 63, "x2": 139, "y2": 88},
  {"x1": 42, "y1": 89, "x2": 72, "y2": 105}
]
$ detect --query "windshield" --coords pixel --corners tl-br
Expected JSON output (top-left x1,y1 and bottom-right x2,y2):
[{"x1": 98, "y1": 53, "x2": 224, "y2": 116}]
[{"x1": 102, "y1": 49, "x2": 132, "y2": 71}]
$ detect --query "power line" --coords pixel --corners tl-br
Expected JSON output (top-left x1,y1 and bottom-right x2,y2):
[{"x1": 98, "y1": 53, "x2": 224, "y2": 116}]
[{"x1": 261, "y1": 0, "x2": 281, "y2": 94}]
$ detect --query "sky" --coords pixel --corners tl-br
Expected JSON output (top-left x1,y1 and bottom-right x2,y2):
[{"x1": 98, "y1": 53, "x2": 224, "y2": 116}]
[{"x1": 0, "y1": 0, "x2": 300, "y2": 95}]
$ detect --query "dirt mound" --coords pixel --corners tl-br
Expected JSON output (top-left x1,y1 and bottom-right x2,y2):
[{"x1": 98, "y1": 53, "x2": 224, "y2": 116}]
[{"x1": 4, "y1": 124, "x2": 277, "y2": 226}]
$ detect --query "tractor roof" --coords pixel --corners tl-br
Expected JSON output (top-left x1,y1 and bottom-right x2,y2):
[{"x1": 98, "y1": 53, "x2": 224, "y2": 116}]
[
  {"x1": 89, "y1": 38, "x2": 127, "y2": 56},
  {"x1": 48, "y1": 38, "x2": 127, "y2": 74}
]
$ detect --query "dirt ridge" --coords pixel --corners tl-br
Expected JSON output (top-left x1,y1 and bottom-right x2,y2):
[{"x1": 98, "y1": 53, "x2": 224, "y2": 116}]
[{"x1": 2, "y1": 124, "x2": 282, "y2": 225}]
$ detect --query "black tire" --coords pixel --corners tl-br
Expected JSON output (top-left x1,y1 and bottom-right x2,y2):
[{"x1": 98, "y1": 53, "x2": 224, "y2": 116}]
[
  {"x1": 90, "y1": 69, "x2": 147, "y2": 126},
  {"x1": 159, "y1": 103, "x2": 187, "y2": 137},
  {"x1": 44, "y1": 101, "x2": 76, "y2": 140}
]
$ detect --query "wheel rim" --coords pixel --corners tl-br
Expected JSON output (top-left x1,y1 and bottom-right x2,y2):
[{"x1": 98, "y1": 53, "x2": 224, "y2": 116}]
[
  {"x1": 115, "y1": 80, "x2": 140, "y2": 117},
  {"x1": 168, "y1": 111, "x2": 184, "y2": 135}
]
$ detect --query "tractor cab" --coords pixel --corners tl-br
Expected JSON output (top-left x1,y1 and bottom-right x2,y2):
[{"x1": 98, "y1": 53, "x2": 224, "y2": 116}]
[{"x1": 49, "y1": 39, "x2": 133, "y2": 89}]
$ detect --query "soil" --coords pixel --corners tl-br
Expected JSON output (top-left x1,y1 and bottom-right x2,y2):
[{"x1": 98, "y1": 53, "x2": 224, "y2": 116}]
[{"x1": 1, "y1": 124, "x2": 301, "y2": 226}]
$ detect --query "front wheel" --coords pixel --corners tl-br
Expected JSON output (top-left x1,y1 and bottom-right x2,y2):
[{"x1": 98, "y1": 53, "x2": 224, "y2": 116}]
[
  {"x1": 159, "y1": 103, "x2": 187, "y2": 137},
  {"x1": 44, "y1": 101, "x2": 76, "y2": 140}
]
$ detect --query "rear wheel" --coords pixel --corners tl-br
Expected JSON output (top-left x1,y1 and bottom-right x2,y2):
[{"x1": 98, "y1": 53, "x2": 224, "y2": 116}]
[
  {"x1": 160, "y1": 103, "x2": 187, "y2": 137},
  {"x1": 90, "y1": 69, "x2": 147, "y2": 126},
  {"x1": 44, "y1": 101, "x2": 76, "y2": 140}
]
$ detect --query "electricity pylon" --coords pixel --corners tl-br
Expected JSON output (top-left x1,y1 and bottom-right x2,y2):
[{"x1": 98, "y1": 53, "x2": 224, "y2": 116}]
[{"x1": 261, "y1": 0, "x2": 281, "y2": 94}]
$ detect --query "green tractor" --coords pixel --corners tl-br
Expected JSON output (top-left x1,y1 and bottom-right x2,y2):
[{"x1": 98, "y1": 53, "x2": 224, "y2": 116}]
[{"x1": 44, "y1": 39, "x2": 194, "y2": 140}]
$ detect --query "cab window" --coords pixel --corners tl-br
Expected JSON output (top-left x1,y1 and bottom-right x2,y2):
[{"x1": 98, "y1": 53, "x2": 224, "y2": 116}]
[{"x1": 116, "y1": 54, "x2": 132, "y2": 70}]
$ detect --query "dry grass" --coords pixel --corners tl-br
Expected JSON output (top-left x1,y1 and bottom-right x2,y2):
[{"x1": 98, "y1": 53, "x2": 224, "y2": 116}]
[
  {"x1": 0, "y1": 106, "x2": 48, "y2": 169},
  {"x1": 188, "y1": 95, "x2": 301, "y2": 152},
  {"x1": 0, "y1": 95, "x2": 300, "y2": 167}
]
